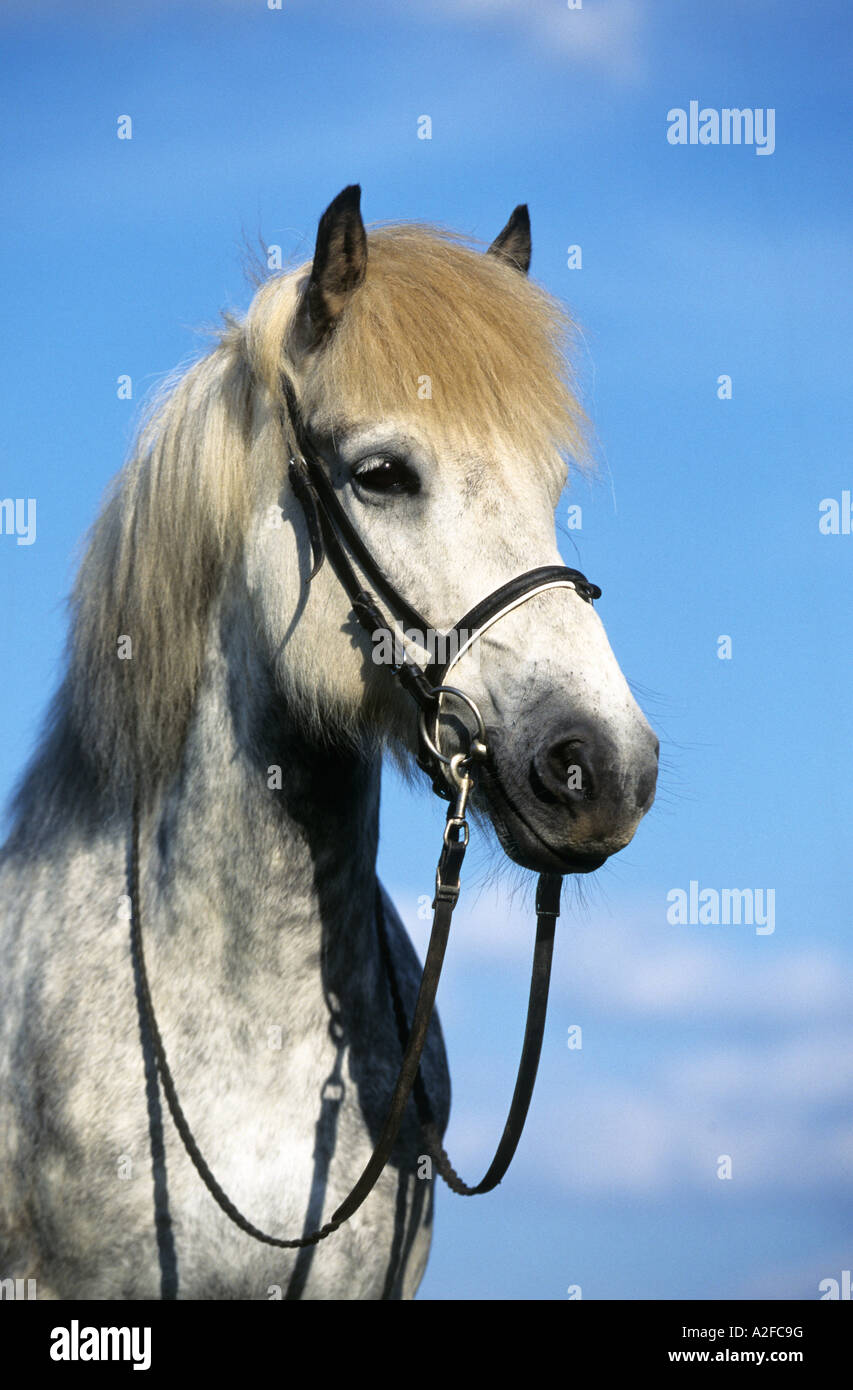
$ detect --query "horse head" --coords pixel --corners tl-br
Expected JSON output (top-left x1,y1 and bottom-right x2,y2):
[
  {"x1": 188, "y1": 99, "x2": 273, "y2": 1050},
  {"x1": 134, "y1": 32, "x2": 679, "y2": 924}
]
[{"x1": 244, "y1": 185, "x2": 658, "y2": 874}]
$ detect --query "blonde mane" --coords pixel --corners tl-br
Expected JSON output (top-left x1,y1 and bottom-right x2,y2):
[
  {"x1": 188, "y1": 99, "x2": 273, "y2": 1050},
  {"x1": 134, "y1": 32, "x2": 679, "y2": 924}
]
[
  {"x1": 17, "y1": 222, "x2": 588, "y2": 825},
  {"x1": 250, "y1": 223, "x2": 586, "y2": 456}
]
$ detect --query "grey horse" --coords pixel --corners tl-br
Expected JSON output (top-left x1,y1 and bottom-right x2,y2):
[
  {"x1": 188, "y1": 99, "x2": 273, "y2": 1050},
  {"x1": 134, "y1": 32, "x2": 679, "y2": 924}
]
[{"x1": 0, "y1": 187, "x2": 658, "y2": 1299}]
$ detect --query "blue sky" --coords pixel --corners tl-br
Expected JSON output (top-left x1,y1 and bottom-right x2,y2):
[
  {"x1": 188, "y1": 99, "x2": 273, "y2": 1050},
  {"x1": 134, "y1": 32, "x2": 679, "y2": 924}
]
[{"x1": 1, "y1": 0, "x2": 852, "y2": 1300}]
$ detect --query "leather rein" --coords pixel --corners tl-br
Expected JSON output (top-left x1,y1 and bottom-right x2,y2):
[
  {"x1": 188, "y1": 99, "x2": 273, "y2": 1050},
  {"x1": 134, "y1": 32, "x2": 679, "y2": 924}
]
[{"x1": 128, "y1": 373, "x2": 602, "y2": 1249}]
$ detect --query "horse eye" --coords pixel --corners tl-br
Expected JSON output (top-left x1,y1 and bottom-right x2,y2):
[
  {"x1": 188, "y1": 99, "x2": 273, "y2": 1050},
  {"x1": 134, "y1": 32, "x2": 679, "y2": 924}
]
[{"x1": 352, "y1": 455, "x2": 420, "y2": 496}]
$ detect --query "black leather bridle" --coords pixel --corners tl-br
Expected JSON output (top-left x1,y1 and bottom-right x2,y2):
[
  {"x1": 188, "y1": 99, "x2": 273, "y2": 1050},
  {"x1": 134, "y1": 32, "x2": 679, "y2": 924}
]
[{"x1": 128, "y1": 371, "x2": 602, "y2": 1252}]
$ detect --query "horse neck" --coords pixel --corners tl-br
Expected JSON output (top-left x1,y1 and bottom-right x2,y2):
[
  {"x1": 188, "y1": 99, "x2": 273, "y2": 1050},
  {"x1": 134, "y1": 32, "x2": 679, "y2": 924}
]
[{"x1": 151, "y1": 578, "x2": 383, "y2": 989}]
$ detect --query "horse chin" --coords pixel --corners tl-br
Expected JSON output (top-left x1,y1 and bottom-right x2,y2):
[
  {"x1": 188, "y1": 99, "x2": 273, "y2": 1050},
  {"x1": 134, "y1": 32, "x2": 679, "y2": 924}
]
[{"x1": 476, "y1": 769, "x2": 609, "y2": 876}]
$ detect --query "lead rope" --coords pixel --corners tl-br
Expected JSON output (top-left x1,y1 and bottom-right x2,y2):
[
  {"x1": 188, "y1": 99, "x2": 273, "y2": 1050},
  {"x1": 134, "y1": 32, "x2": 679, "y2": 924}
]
[
  {"x1": 130, "y1": 785, "x2": 561, "y2": 1246},
  {"x1": 376, "y1": 871, "x2": 561, "y2": 1196}
]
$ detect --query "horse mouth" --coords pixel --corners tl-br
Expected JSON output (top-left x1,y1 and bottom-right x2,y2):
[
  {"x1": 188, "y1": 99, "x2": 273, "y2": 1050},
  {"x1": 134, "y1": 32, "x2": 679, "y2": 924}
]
[{"x1": 475, "y1": 763, "x2": 608, "y2": 875}]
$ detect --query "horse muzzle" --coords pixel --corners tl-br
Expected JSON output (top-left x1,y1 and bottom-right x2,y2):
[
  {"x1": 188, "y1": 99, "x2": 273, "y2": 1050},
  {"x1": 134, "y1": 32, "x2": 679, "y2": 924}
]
[{"x1": 476, "y1": 716, "x2": 659, "y2": 874}]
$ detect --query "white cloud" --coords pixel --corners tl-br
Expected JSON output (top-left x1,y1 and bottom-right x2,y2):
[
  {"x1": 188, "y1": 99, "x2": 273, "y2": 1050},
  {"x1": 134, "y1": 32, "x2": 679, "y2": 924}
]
[
  {"x1": 426, "y1": 0, "x2": 647, "y2": 82},
  {"x1": 454, "y1": 1039, "x2": 853, "y2": 1198},
  {"x1": 392, "y1": 878, "x2": 853, "y2": 1023},
  {"x1": 668, "y1": 1034, "x2": 853, "y2": 1108},
  {"x1": 3, "y1": 0, "x2": 648, "y2": 83},
  {"x1": 737, "y1": 1245, "x2": 853, "y2": 1301}
]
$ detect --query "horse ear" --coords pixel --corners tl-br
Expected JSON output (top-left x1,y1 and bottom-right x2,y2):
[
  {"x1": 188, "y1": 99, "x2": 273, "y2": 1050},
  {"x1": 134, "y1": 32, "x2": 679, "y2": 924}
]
[
  {"x1": 487, "y1": 204, "x2": 531, "y2": 274},
  {"x1": 301, "y1": 184, "x2": 368, "y2": 346}
]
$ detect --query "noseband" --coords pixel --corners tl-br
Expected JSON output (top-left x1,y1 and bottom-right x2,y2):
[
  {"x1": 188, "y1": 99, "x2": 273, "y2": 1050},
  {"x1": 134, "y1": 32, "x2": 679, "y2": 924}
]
[{"x1": 128, "y1": 373, "x2": 602, "y2": 1254}]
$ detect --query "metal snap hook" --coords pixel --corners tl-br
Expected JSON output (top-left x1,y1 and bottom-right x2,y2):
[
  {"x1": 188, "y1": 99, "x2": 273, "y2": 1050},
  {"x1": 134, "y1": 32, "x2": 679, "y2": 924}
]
[{"x1": 447, "y1": 753, "x2": 473, "y2": 820}]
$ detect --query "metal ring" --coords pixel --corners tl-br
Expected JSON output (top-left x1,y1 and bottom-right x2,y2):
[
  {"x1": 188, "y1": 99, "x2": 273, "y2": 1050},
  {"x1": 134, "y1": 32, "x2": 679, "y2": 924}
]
[
  {"x1": 418, "y1": 685, "x2": 487, "y2": 767},
  {"x1": 443, "y1": 817, "x2": 470, "y2": 848}
]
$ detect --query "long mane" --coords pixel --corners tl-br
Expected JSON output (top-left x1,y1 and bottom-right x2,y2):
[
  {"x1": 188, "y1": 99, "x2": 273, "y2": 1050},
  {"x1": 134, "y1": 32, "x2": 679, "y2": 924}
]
[{"x1": 6, "y1": 222, "x2": 586, "y2": 846}]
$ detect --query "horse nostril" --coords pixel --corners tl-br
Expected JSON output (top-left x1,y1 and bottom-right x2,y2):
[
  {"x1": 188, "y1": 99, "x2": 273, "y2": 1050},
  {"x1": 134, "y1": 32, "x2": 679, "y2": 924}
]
[
  {"x1": 550, "y1": 738, "x2": 596, "y2": 802},
  {"x1": 531, "y1": 724, "x2": 607, "y2": 808}
]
